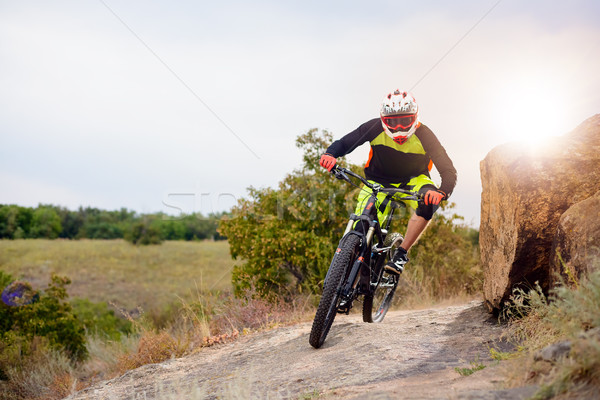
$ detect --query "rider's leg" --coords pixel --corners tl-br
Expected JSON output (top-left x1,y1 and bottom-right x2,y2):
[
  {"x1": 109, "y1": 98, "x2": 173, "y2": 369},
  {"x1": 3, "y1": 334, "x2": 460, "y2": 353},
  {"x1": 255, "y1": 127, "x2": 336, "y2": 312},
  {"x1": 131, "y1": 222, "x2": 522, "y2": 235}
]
[
  {"x1": 385, "y1": 213, "x2": 430, "y2": 275},
  {"x1": 385, "y1": 180, "x2": 440, "y2": 274},
  {"x1": 399, "y1": 213, "x2": 429, "y2": 251}
]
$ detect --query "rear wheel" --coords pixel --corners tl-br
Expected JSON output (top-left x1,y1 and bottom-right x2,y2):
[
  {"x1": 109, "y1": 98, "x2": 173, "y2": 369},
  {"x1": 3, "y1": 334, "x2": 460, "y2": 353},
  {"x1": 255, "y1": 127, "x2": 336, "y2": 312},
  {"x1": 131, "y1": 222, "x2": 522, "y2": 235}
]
[
  {"x1": 363, "y1": 233, "x2": 402, "y2": 323},
  {"x1": 309, "y1": 234, "x2": 360, "y2": 348}
]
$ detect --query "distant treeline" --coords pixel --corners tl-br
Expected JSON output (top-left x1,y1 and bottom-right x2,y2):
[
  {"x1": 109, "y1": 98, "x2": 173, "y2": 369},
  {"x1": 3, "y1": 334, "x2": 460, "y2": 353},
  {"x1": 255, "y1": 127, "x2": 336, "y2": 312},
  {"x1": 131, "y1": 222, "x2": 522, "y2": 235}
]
[{"x1": 0, "y1": 204, "x2": 226, "y2": 243}]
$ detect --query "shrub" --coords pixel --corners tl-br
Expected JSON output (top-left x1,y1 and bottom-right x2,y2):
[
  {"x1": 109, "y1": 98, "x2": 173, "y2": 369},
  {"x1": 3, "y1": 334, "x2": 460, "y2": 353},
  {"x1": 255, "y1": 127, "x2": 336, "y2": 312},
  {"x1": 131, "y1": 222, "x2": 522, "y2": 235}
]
[
  {"x1": 0, "y1": 274, "x2": 87, "y2": 362},
  {"x1": 0, "y1": 270, "x2": 14, "y2": 295},
  {"x1": 0, "y1": 274, "x2": 87, "y2": 399},
  {"x1": 70, "y1": 298, "x2": 132, "y2": 340},
  {"x1": 504, "y1": 269, "x2": 600, "y2": 397}
]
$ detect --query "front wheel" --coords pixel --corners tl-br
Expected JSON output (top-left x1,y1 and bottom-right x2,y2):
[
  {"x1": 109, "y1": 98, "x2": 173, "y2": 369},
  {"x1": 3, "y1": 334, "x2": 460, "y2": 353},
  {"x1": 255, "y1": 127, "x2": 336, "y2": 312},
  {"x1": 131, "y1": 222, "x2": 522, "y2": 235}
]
[
  {"x1": 363, "y1": 232, "x2": 402, "y2": 323},
  {"x1": 309, "y1": 234, "x2": 360, "y2": 348}
]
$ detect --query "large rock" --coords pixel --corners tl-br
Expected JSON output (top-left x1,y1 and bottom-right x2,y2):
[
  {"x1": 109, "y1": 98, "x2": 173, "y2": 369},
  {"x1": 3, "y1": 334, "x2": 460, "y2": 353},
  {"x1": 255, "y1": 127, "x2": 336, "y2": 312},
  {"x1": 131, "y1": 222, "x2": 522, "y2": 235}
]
[
  {"x1": 480, "y1": 114, "x2": 600, "y2": 312},
  {"x1": 550, "y1": 190, "x2": 600, "y2": 284}
]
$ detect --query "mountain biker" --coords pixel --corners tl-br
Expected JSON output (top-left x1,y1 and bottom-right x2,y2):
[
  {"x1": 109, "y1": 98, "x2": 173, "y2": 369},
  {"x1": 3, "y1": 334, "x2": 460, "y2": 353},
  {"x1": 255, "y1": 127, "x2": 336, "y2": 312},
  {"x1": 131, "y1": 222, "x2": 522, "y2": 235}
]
[{"x1": 319, "y1": 89, "x2": 457, "y2": 275}]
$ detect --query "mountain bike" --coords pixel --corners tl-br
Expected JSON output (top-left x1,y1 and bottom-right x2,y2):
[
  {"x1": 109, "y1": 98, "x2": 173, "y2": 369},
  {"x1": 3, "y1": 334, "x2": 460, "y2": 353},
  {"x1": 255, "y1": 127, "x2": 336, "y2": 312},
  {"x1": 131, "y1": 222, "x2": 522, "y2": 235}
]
[{"x1": 309, "y1": 165, "x2": 423, "y2": 349}]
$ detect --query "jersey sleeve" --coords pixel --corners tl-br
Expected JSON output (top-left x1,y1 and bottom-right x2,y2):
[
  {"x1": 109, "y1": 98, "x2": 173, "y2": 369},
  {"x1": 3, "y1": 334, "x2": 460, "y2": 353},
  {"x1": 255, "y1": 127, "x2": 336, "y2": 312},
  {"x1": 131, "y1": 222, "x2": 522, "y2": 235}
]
[
  {"x1": 325, "y1": 118, "x2": 382, "y2": 158},
  {"x1": 416, "y1": 125, "x2": 458, "y2": 198}
]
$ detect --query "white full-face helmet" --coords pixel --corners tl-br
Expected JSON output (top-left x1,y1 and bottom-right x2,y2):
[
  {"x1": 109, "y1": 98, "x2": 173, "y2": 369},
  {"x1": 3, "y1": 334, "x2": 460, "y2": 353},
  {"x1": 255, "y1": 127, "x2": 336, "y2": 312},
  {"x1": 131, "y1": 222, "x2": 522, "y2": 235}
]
[{"x1": 380, "y1": 90, "x2": 419, "y2": 145}]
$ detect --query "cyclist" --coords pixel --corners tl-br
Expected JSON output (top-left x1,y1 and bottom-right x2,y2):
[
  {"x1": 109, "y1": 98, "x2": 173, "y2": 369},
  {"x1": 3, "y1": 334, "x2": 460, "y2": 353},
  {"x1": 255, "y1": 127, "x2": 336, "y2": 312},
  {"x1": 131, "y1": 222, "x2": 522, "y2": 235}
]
[{"x1": 319, "y1": 89, "x2": 457, "y2": 274}]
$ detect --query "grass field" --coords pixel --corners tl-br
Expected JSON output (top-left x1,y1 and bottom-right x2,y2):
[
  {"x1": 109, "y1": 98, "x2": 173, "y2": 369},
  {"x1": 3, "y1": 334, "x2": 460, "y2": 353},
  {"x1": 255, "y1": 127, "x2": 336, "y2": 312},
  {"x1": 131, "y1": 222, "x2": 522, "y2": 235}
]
[{"x1": 0, "y1": 239, "x2": 236, "y2": 318}]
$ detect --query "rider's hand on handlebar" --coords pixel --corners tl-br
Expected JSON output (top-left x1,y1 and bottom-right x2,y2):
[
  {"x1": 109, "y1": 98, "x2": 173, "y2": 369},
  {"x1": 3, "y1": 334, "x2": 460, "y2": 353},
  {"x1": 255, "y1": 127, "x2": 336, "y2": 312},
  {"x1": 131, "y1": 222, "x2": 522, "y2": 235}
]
[
  {"x1": 319, "y1": 153, "x2": 337, "y2": 172},
  {"x1": 424, "y1": 190, "x2": 446, "y2": 206}
]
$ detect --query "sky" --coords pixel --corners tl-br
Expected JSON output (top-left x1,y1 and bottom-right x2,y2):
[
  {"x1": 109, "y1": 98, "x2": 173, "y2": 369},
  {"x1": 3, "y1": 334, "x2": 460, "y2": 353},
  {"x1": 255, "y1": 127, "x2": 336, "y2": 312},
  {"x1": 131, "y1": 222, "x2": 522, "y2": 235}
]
[{"x1": 1, "y1": 0, "x2": 599, "y2": 227}]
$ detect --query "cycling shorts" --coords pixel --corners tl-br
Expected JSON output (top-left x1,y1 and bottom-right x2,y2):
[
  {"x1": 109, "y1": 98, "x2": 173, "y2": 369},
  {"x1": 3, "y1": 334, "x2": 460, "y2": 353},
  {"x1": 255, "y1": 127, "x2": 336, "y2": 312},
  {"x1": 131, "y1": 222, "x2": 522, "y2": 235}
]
[{"x1": 353, "y1": 174, "x2": 440, "y2": 224}]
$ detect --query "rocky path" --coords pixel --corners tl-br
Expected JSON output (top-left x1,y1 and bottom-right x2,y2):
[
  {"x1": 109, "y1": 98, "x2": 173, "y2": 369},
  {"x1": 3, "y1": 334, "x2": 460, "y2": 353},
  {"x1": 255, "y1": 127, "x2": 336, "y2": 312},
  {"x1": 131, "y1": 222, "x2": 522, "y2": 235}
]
[{"x1": 67, "y1": 301, "x2": 537, "y2": 399}]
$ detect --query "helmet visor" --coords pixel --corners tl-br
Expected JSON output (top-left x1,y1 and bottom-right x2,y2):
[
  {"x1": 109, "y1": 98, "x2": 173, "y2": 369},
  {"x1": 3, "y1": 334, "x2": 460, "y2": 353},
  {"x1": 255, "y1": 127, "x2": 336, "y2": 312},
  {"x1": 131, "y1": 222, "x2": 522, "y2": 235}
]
[{"x1": 382, "y1": 114, "x2": 416, "y2": 132}]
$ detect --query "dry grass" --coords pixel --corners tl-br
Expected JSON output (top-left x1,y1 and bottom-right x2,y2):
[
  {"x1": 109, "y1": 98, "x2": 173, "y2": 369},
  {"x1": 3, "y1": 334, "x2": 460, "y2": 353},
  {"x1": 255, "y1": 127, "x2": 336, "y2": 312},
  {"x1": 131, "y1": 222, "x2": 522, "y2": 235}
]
[
  {"x1": 93, "y1": 288, "x2": 312, "y2": 389},
  {"x1": 116, "y1": 331, "x2": 188, "y2": 373},
  {"x1": 0, "y1": 337, "x2": 76, "y2": 400},
  {"x1": 208, "y1": 289, "x2": 313, "y2": 335},
  {"x1": 501, "y1": 268, "x2": 600, "y2": 398}
]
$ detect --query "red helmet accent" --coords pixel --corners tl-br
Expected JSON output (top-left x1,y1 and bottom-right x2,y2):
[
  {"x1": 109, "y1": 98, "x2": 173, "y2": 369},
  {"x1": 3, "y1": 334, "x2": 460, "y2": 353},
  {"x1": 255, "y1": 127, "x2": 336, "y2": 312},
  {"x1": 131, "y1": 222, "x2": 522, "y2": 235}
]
[{"x1": 393, "y1": 136, "x2": 409, "y2": 145}]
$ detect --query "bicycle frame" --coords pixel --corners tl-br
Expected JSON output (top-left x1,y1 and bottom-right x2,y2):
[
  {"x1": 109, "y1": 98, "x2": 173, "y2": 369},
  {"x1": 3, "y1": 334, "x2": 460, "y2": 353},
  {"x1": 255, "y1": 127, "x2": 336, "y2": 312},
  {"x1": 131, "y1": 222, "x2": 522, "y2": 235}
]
[{"x1": 329, "y1": 166, "x2": 422, "y2": 313}]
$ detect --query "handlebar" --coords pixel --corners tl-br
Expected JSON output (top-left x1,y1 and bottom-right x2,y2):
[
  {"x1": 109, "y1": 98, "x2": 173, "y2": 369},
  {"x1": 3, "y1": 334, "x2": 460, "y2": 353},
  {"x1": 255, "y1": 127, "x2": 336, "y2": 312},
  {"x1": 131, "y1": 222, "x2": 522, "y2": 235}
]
[{"x1": 331, "y1": 165, "x2": 423, "y2": 201}]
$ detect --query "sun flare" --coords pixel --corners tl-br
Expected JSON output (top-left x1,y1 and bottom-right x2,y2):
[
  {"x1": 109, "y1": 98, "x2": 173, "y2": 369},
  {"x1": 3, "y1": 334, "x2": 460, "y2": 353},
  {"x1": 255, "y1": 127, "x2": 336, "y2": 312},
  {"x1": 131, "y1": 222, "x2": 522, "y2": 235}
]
[{"x1": 491, "y1": 77, "x2": 572, "y2": 145}]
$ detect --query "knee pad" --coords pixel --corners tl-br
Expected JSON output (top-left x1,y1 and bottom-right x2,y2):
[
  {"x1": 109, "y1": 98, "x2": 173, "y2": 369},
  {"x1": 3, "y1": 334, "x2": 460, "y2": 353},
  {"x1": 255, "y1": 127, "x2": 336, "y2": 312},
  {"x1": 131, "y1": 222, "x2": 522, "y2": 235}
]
[
  {"x1": 416, "y1": 203, "x2": 439, "y2": 221},
  {"x1": 416, "y1": 184, "x2": 440, "y2": 221}
]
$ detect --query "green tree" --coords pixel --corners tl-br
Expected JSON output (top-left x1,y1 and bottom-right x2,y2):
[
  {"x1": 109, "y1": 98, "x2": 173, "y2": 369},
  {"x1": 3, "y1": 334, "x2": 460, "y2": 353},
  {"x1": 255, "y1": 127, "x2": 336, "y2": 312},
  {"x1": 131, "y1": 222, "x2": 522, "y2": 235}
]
[
  {"x1": 219, "y1": 129, "x2": 364, "y2": 297},
  {"x1": 0, "y1": 205, "x2": 33, "y2": 238},
  {"x1": 57, "y1": 206, "x2": 84, "y2": 239},
  {"x1": 77, "y1": 207, "x2": 134, "y2": 239},
  {"x1": 125, "y1": 218, "x2": 163, "y2": 245},
  {"x1": 153, "y1": 216, "x2": 187, "y2": 240},
  {"x1": 29, "y1": 206, "x2": 62, "y2": 239}
]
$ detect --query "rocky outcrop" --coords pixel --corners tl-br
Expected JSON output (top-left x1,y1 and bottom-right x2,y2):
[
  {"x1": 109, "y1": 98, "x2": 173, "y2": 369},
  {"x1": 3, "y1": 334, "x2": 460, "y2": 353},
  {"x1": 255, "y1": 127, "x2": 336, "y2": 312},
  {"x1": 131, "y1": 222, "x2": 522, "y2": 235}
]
[
  {"x1": 550, "y1": 190, "x2": 600, "y2": 283},
  {"x1": 480, "y1": 115, "x2": 600, "y2": 312}
]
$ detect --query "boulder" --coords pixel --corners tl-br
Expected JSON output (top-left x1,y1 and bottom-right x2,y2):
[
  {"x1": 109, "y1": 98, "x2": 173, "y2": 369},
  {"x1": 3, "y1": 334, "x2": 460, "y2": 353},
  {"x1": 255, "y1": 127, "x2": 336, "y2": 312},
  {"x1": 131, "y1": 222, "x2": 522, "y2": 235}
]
[
  {"x1": 550, "y1": 190, "x2": 600, "y2": 284},
  {"x1": 480, "y1": 114, "x2": 600, "y2": 312}
]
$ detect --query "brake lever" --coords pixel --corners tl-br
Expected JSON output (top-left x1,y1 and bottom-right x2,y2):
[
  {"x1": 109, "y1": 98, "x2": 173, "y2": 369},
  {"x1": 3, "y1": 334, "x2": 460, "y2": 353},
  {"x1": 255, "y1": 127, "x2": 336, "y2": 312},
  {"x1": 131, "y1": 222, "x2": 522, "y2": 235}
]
[
  {"x1": 331, "y1": 167, "x2": 349, "y2": 182},
  {"x1": 334, "y1": 170, "x2": 349, "y2": 181}
]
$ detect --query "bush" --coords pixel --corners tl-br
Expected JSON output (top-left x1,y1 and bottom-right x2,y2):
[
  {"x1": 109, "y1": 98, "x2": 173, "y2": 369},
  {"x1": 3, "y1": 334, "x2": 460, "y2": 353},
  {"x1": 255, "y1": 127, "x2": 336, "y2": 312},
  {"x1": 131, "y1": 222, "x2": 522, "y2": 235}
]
[
  {"x1": 0, "y1": 274, "x2": 87, "y2": 399},
  {"x1": 0, "y1": 271, "x2": 13, "y2": 294},
  {"x1": 70, "y1": 298, "x2": 132, "y2": 340},
  {"x1": 0, "y1": 274, "x2": 87, "y2": 363},
  {"x1": 504, "y1": 269, "x2": 600, "y2": 398}
]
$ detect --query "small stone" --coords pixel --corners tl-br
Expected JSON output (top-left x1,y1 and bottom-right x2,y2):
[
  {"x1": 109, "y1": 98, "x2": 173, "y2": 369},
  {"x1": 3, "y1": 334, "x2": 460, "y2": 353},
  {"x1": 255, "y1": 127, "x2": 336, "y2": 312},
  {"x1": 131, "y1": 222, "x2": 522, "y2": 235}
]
[{"x1": 534, "y1": 341, "x2": 571, "y2": 362}]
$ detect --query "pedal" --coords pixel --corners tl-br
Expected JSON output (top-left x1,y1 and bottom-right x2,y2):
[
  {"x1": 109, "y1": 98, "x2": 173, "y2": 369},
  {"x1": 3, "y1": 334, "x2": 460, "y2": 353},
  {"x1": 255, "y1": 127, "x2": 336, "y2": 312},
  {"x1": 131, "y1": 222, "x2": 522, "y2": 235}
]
[{"x1": 337, "y1": 299, "x2": 352, "y2": 314}]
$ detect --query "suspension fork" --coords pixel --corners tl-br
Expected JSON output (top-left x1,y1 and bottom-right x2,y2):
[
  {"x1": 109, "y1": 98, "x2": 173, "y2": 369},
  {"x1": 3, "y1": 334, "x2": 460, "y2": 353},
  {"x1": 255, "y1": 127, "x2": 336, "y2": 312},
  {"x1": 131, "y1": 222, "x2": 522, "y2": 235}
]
[
  {"x1": 336, "y1": 192, "x2": 385, "y2": 297},
  {"x1": 341, "y1": 219, "x2": 380, "y2": 297}
]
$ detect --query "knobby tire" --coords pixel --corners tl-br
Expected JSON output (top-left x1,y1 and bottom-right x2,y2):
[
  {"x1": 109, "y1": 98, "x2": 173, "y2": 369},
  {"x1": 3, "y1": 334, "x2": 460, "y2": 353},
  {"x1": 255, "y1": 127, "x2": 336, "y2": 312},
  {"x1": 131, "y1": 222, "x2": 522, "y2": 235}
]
[
  {"x1": 363, "y1": 232, "x2": 402, "y2": 323},
  {"x1": 309, "y1": 234, "x2": 360, "y2": 348}
]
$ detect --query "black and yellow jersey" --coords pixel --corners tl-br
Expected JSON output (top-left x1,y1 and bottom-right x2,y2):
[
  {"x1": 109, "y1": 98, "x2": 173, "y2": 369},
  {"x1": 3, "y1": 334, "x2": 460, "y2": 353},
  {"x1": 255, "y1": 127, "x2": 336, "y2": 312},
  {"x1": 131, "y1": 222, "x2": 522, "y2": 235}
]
[{"x1": 326, "y1": 118, "x2": 457, "y2": 197}]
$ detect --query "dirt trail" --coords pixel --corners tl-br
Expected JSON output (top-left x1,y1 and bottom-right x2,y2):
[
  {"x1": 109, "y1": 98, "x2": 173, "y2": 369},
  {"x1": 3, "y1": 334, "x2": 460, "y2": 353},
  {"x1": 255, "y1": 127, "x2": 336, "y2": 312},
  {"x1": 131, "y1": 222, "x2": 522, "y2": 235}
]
[{"x1": 67, "y1": 301, "x2": 537, "y2": 399}]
